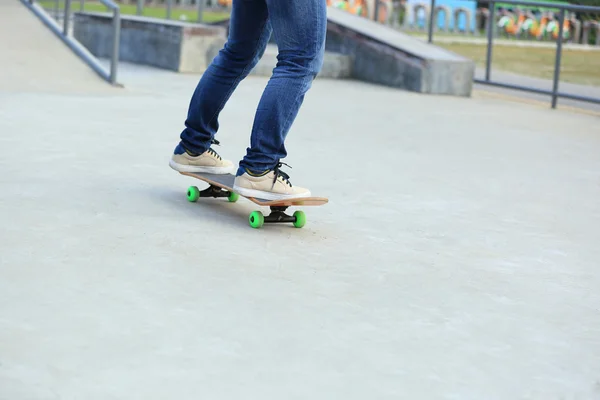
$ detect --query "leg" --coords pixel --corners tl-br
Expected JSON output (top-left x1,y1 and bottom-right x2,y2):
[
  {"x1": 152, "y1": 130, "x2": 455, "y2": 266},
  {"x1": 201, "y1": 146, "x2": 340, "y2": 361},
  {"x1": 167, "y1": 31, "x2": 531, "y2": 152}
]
[
  {"x1": 237, "y1": 0, "x2": 327, "y2": 174},
  {"x1": 176, "y1": 0, "x2": 272, "y2": 156}
]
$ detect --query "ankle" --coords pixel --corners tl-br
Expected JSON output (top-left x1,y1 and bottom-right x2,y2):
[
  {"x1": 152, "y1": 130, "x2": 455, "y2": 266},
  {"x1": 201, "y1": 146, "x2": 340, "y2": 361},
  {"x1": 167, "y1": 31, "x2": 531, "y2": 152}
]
[
  {"x1": 184, "y1": 148, "x2": 200, "y2": 157},
  {"x1": 237, "y1": 167, "x2": 269, "y2": 177},
  {"x1": 176, "y1": 142, "x2": 203, "y2": 157}
]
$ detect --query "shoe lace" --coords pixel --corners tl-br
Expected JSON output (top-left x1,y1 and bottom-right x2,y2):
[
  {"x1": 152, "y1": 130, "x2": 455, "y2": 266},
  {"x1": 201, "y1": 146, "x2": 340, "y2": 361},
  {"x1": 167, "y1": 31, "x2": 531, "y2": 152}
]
[
  {"x1": 273, "y1": 162, "x2": 292, "y2": 187},
  {"x1": 207, "y1": 139, "x2": 222, "y2": 160}
]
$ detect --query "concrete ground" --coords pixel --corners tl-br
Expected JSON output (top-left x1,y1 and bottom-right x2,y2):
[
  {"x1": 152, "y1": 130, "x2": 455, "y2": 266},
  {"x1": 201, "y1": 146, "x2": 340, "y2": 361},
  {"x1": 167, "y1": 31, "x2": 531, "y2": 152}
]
[{"x1": 2, "y1": 4, "x2": 600, "y2": 400}]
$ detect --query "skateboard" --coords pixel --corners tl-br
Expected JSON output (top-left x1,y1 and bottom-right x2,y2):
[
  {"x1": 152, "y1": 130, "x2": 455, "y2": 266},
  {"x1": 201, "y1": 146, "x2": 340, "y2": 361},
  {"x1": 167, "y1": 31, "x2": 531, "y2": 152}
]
[{"x1": 179, "y1": 171, "x2": 328, "y2": 229}]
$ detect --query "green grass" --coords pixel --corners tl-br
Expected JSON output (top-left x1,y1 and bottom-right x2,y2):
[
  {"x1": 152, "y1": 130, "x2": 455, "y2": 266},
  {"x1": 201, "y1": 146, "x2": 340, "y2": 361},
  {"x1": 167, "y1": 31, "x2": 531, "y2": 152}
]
[
  {"x1": 37, "y1": 0, "x2": 230, "y2": 22},
  {"x1": 404, "y1": 30, "x2": 561, "y2": 42},
  {"x1": 438, "y1": 42, "x2": 600, "y2": 86}
]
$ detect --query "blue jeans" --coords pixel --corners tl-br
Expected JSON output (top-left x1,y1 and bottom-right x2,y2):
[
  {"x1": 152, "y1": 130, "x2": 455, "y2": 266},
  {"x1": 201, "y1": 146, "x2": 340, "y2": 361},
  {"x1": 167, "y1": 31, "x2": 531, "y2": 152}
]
[{"x1": 176, "y1": 0, "x2": 327, "y2": 175}]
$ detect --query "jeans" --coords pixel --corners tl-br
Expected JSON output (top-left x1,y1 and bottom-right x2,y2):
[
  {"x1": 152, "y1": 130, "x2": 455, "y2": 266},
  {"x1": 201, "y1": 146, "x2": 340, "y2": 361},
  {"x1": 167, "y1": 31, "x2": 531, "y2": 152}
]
[{"x1": 176, "y1": 0, "x2": 327, "y2": 175}]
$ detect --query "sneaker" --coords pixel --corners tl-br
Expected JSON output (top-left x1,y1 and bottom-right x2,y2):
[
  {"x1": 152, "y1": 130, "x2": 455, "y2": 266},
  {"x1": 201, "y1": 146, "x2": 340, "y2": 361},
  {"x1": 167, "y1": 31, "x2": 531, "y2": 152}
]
[
  {"x1": 169, "y1": 140, "x2": 234, "y2": 174},
  {"x1": 233, "y1": 163, "x2": 311, "y2": 200}
]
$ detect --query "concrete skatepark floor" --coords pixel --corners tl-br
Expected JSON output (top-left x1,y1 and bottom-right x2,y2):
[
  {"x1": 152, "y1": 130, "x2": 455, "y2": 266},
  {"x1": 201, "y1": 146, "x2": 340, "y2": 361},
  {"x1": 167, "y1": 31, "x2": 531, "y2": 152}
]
[
  {"x1": 2, "y1": 61, "x2": 600, "y2": 399},
  {"x1": 2, "y1": 5, "x2": 600, "y2": 397}
]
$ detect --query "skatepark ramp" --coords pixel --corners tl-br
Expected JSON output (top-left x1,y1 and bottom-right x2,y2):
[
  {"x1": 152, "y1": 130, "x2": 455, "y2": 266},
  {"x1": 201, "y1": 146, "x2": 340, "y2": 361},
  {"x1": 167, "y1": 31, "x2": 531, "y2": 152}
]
[
  {"x1": 325, "y1": 7, "x2": 474, "y2": 96},
  {"x1": 13, "y1": 0, "x2": 121, "y2": 86}
]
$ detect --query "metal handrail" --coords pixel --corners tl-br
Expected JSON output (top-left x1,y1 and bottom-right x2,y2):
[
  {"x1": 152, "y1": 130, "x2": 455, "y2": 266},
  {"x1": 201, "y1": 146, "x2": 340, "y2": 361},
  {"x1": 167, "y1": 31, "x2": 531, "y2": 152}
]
[
  {"x1": 21, "y1": 0, "x2": 121, "y2": 85},
  {"x1": 423, "y1": 0, "x2": 600, "y2": 108}
]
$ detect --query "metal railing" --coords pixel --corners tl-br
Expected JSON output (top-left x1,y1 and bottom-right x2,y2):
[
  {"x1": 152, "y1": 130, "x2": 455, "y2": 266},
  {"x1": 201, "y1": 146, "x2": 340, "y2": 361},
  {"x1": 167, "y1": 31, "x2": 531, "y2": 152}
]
[
  {"x1": 424, "y1": 0, "x2": 600, "y2": 108},
  {"x1": 21, "y1": 0, "x2": 121, "y2": 85}
]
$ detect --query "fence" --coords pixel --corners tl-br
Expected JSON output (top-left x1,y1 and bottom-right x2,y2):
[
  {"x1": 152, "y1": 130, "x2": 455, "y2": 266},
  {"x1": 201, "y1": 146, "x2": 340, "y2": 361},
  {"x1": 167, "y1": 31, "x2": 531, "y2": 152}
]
[
  {"x1": 422, "y1": 0, "x2": 600, "y2": 108},
  {"x1": 20, "y1": 0, "x2": 121, "y2": 85}
]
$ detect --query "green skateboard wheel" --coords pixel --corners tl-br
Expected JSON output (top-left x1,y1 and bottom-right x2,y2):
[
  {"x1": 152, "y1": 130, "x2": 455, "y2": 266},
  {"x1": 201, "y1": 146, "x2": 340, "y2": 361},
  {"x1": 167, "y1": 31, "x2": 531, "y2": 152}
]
[
  {"x1": 293, "y1": 210, "x2": 306, "y2": 228},
  {"x1": 249, "y1": 211, "x2": 264, "y2": 229},
  {"x1": 228, "y1": 192, "x2": 239, "y2": 203},
  {"x1": 187, "y1": 186, "x2": 200, "y2": 202}
]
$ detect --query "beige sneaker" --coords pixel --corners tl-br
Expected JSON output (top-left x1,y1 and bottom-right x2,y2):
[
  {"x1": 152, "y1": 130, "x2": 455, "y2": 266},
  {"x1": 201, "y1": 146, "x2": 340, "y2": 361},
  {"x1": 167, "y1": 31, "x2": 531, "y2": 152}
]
[
  {"x1": 233, "y1": 165, "x2": 311, "y2": 200},
  {"x1": 169, "y1": 146, "x2": 234, "y2": 174}
]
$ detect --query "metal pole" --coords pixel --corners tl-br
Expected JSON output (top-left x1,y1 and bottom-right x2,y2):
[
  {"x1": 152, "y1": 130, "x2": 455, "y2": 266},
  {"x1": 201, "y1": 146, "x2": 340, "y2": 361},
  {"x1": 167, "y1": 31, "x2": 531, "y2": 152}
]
[
  {"x1": 110, "y1": 8, "x2": 120, "y2": 85},
  {"x1": 374, "y1": 0, "x2": 380, "y2": 22},
  {"x1": 485, "y1": 1, "x2": 495, "y2": 81},
  {"x1": 197, "y1": 0, "x2": 205, "y2": 22},
  {"x1": 64, "y1": 0, "x2": 71, "y2": 35},
  {"x1": 428, "y1": 0, "x2": 435, "y2": 43},
  {"x1": 54, "y1": 0, "x2": 58, "y2": 20},
  {"x1": 80, "y1": 0, "x2": 84, "y2": 12},
  {"x1": 166, "y1": 0, "x2": 172, "y2": 19},
  {"x1": 551, "y1": 8, "x2": 565, "y2": 109},
  {"x1": 137, "y1": 0, "x2": 143, "y2": 15}
]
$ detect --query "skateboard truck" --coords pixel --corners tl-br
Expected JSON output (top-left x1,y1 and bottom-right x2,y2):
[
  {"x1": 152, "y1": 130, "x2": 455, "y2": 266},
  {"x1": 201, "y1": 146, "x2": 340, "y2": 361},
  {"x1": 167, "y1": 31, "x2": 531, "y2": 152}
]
[
  {"x1": 198, "y1": 185, "x2": 232, "y2": 199},
  {"x1": 263, "y1": 206, "x2": 296, "y2": 224},
  {"x1": 249, "y1": 206, "x2": 305, "y2": 229},
  {"x1": 190, "y1": 184, "x2": 240, "y2": 203}
]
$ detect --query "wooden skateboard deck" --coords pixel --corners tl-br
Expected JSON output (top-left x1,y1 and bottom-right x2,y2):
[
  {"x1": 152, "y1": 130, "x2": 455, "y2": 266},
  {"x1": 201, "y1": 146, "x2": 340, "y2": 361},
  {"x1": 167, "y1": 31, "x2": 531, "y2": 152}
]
[{"x1": 179, "y1": 171, "x2": 328, "y2": 228}]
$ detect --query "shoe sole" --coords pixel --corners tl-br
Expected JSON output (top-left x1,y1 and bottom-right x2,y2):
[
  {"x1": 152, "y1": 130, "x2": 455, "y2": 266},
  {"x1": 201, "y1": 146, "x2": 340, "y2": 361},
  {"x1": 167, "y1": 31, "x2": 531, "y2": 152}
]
[
  {"x1": 169, "y1": 159, "x2": 234, "y2": 174},
  {"x1": 232, "y1": 185, "x2": 311, "y2": 201}
]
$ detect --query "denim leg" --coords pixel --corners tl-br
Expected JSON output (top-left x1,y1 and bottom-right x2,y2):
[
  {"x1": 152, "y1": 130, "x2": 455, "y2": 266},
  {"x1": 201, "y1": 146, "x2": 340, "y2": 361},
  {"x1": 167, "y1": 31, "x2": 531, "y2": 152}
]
[
  {"x1": 237, "y1": 0, "x2": 327, "y2": 174},
  {"x1": 177, "y1": 0, "x2": 271, "y2": 156}
]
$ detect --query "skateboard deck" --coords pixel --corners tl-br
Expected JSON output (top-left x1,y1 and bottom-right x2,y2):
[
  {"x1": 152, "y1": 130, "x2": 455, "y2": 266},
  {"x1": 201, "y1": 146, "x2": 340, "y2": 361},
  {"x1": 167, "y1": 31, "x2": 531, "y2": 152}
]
[{"x1": 179, "y1": 171, "x2": 328, "y2": 228}]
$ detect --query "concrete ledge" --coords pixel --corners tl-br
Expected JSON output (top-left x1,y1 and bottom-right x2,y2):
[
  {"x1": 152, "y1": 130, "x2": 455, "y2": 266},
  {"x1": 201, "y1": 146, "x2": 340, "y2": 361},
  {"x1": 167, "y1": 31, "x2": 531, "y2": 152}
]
[
  {"x1": 325, "y1": 7, "x2": 475, "y2": 96},
  {"x1": 73, "y1": 12, "x2": 227, "y2": 73}
]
